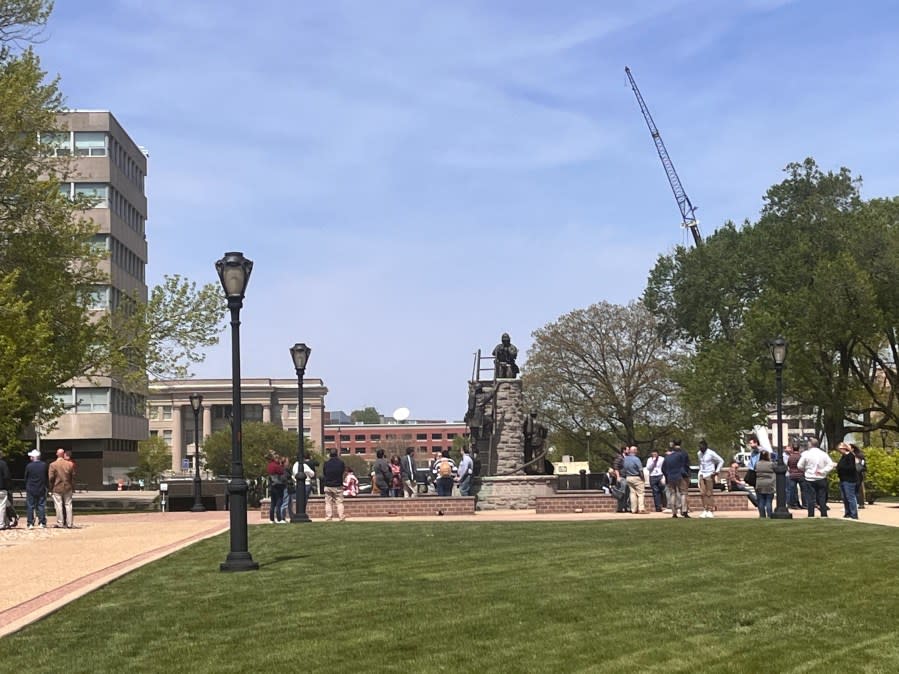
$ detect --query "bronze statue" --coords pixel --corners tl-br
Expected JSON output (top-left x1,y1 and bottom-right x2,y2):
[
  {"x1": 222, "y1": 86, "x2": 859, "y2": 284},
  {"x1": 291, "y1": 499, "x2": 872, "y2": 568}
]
[
  {"x1": 492, "y1": 333, "x2": 519, "y2": 379},
  {"x1": 522, "y1": 410, "x2": 549, "y2": 474}
]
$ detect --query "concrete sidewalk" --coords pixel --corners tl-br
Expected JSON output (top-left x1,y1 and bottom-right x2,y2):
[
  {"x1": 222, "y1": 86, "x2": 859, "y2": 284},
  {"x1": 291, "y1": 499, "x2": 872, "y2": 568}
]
[{"x1": 3, "y1": 502, "x2": 899, "y2": 638}]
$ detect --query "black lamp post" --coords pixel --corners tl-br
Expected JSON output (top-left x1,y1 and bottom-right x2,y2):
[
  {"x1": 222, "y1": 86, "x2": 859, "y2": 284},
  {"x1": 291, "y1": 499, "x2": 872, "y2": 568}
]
[
  {"x1": 216, "y1": 252, "x2": 258, "y2": 572},
  {"x1": 189, "y1": 393, "x2": 206, "y2": 512},
  {"x1": 290, "y1": 342, "x2": 312, "y2": 523},
  {"x1": 585, "y1": 430, "x2": 591, "y2": 463},
  {"x1": 881, "y1": 428, "x2": 888, "y2": 449},
  {"x1": 770, "y1": 337, "x2": 792, "y2": 520}
]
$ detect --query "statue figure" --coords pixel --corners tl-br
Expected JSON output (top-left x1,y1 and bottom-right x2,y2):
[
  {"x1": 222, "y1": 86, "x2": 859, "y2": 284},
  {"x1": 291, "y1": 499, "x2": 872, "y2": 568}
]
[
  {"x1": 492, "y1": 333, "x2": 519, "y2": 379},
  {"x1": 465, "y1": 384, "x2": 495, "y2": 444},
  {"x1": 522, "y1": 410, "x2": 549, "y2": 474}
]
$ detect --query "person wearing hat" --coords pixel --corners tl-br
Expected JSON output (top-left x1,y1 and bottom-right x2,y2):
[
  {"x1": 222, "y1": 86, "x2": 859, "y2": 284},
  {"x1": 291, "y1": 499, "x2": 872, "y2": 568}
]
[{"x1": 24, "y1": 449, "x2": 49, "y2": 529}]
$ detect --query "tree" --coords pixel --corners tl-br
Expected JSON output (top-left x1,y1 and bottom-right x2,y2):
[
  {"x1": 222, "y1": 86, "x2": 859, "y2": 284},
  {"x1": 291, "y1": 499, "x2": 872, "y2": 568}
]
[
  {"x1": 350, "y1": 406, "x2": 381, "y2": 424},
  {"x1": 203, "y1": 422, "x2": 318, "y2": 481},
  {"x1": 644, "y1": 158, "x2": 898, "y2": 448},
  {"x1": 0, "y1": 2, "x2": 106, "y2": 452},
  {"x1": 522, "y1": 301, "x2": 682, "y2": 465},
  {"x1": 127, "y1": 435, "x2": 171, "y2": 486}
]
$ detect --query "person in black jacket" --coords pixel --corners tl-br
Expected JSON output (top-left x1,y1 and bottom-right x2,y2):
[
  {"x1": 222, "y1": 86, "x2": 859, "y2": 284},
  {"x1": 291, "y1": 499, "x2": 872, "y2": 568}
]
[
  {"x1": 836, "y1": 442, "x2": 859, "y2": 520},
  {"x1": 662, "y1": 440, "x2": 691, "y2": 518},
  {"x1": 322, "y1": 450, "x2": 347, "y2": 521},
  {"x1": 24, "y1": 449, "x2": 48, "y2": 529}
]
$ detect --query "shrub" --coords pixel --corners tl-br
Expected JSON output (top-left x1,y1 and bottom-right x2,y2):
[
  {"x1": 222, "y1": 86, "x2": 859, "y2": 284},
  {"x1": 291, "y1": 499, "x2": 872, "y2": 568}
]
[{"x1": 863, "y1": 446, "x2": 899, "y2": 497}]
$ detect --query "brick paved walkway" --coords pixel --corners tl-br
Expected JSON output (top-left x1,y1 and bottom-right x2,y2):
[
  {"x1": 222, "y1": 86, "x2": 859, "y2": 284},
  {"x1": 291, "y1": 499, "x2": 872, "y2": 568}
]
[{"x1": 3, "y1": 501, "x2": 898, "y2": 638}]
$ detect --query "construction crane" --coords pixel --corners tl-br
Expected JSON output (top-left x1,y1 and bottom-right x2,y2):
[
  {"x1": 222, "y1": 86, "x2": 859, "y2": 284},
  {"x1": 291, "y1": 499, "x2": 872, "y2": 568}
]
[{"x1": 625, "y1": 66, "x2": 702, "y2": 246}]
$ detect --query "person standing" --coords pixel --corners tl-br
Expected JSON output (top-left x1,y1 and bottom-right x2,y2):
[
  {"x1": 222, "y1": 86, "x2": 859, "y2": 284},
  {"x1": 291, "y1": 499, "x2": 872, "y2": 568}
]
[
  {"x1": 755, "y1": 451, "x2": 776, "y2": 518},
  {"x1": 611, "y1": 447, "x2": 630, "y2": 513},
  {"x1": 785, "y1": 439, "x2": 804, "y2": 509},
  {"x1": 662, "y1": 440, "x2": 691, "y2": 518},
  {"x1": 797, "y1": 438, "x2": 835, "y2": 518},
  {"x1": 432, "y1": 450, "x2": 456, "y2": 497},
  {"x1": 697, "y1": 440, "x2": 724, "y2": 518},
  {"x1": 267, "y1": 453, "x2": 286, "y2": 524},
  {"x1": 0, "y1": 450, "x2": 11, "y2": 530},
  {"x1": 646, "y1": 449, "x2": 667, "y2": 512},
  {"x1": 322, "y1": 449, "x2": 346, "y2": 522},
  {"x1": 373, "y1": 449, "x2": 392, "y2": 498},
  {"x1": 48, "y1": 448, "x2": 75, "y2": 528},
  {"x1": 456, "y1": 446, "x2": 474, "y2": 497},
  {"x1": 852, "y1": 445, "x2": 866, "y2": 509},
  {"x1": 24, "y1": 449, "x2": 48, "y2": 529},
  {"x1": 623, "y1": 446, "x2": 647, "y2": 514},
  {"x1": 401, "y1": 447, "x2": 417, "y2": 498},
  {"x1": 835, "y1": 442, "x2": 859, "y2": 520}
]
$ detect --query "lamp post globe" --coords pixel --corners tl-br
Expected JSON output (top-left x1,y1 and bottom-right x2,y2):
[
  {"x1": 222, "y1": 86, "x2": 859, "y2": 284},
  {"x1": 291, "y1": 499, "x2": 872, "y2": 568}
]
[
  {"x1": 189, "y1": 393, "x2": 205, "y2": 512},
  {"x1": 290, "y1": 342, "x2": 312, "y2": 523},
  {"x1": 216, "y1": 251, "x2": 258, "y2": 572},
  {"x1": 770, "y1": 337, "x2": 792, "y2": 520}
]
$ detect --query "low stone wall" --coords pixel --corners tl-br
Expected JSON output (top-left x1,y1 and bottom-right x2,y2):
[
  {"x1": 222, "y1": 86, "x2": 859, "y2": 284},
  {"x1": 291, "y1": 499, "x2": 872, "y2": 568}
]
[
  {"x1": 535, "y1": 491, "x2": 750, "y2": 515},
  {"x1": 475, "y1": 475, "x2": 558, "y2": 510},
  {"x1": 259, "y1": 495, "x2": 475, "y2": 520}
]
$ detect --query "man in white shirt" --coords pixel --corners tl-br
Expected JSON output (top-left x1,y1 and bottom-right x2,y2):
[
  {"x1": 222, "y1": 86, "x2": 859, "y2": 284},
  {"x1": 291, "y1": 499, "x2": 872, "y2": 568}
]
[
  {"x1": 646, "y1": 449, "x2": 666, "y2": 512},
  {"x1": 796, "y1": 438, "x2": 835, "y2": 517},
  {"x1": 697, "y1": 440, "x2": 724, "y2": 518}
]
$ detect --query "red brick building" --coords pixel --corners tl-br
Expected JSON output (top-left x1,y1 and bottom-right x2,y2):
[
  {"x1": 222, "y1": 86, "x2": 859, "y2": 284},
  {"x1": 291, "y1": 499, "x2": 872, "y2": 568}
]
[{"x1": 323, "y1": 420, "x2": 467, "y2": 465}]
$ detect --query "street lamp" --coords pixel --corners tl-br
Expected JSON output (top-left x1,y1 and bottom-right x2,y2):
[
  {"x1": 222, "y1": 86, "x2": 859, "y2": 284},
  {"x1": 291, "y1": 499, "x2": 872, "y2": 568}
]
[
  {"x1": 770, "y1": 337, "x2": 792, "y2": 520},
  {"x1": 289, "y1": 342, "x2": 312, "y2": 523},
  {"x1": 585, "y1": 430, "x2": 591, "y2": 463},
  {"x1": 881, "y1": 428, "x2": 888, "y2": 449},
  {"x1": 189, "y1": 393, "x2": 206, "y2": 512},
  {"x1": 215, "y1": 252, "x2": 258, "y2": 572}
]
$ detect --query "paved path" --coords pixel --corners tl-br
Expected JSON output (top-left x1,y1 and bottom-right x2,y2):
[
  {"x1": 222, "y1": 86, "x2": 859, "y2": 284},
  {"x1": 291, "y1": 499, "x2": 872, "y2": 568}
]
[{"x1": 3, "y1": 501, "x2": 899, "y2": 638}]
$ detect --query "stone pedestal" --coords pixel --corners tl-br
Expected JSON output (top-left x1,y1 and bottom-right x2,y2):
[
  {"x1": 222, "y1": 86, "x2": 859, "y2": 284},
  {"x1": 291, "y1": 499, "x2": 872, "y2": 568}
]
[{"x1": 474, "y1": 475, "x2": 558, "y2": 510}]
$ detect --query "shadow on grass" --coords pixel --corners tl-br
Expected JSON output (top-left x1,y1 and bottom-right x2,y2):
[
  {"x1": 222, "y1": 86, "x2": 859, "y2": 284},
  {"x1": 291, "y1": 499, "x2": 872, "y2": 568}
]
[{"x1": 257, "y1": 553, "x2": 311, "y2": 568}]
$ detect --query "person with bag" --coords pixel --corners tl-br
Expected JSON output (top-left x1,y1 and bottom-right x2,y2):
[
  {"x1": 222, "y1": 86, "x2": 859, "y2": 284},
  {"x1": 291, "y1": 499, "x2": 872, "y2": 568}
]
[
  {"x1": 373, "y1": 449, "x2": 392, "y2": 498},
  {"x1": 432, "y1": 450, "x2": 456, "y2": 497}
]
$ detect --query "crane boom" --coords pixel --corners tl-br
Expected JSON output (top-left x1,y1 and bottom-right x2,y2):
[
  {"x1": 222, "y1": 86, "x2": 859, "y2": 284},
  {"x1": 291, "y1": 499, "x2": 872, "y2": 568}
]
[{"x1": 625, "y1": 66, "x2": 702, "y2": 246}]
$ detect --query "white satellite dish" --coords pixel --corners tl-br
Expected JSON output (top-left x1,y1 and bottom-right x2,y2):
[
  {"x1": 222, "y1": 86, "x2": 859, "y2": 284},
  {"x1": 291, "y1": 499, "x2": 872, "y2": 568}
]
[{"x1": 393, "y1": 407, "x2": 410, "y2": 422}]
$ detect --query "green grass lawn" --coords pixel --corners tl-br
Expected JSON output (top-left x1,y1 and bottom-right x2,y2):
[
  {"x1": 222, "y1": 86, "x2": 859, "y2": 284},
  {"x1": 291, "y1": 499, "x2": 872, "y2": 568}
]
[{"x1": 3, "y1": 519, "x2": 899, "y2": 673}]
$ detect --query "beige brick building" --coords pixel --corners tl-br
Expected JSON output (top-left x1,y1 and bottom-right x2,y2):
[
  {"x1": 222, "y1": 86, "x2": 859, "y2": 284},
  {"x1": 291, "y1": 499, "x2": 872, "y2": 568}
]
[{"x1": 147, "y1": 378, "x2": 328, "y2": 474}]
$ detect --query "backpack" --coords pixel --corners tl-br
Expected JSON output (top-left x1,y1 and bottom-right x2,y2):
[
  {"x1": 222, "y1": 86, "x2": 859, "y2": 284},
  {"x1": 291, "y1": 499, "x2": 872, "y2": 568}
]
[{"x1": 438, "y1": 459, "x2": 453, "y2": 478}]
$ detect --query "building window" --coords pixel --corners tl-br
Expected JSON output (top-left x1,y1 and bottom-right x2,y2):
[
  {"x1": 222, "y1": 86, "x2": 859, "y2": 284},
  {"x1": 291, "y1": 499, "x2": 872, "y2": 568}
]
[
  {"x1": 339, "y1": 448, "x2": 349, "y2": 455},
  {"x1": 340, "y1": 434, "x2": 350, "y2": 442},
  {"x1": 75, "y1": 387, "x2": 109, "y2": 412},
  {"x1": 161, "y1": 405, "x2": 172, "y2": 421},
  {"x1": 418, "y1": 447, "x2": 429, "y2": 454},
  {"x1": 355, "y1": 448, "x2": 366, "y2": 454},
  {"x1": 88, "y1": 286, "x2": 110, "y2": 310},
  {"x1": 385, "y1": 434, "x2": 396, "y2": 440},
  {"x1": 431, "y1": 433, "x2": 443, "y2": 440},
  {"x1": 213, "y1": 405, "x2": 231, "y2": 420},
  {"x1": 401, "y1": 434, "x2": 412, "y2": 440},
  {"x1": 324, "y1": 435, "x2": 335, "y2": 442},
  {"x1": 162, "y1": 430, "x2": 173, "y2": 447},
  {"x1": 431, "y1": 446, "x2": 442, "y2": 453},
  {"x1": 74, "y1": 131, "x2": 107, "y2": 156},
  {"x1": 74, "y1": 183, "x2": 109, "y2": 208},
  {"x1": 416, "y1": 433, "x2": 427, "y2": 441},
  {"x1": 286, "y1": 404, "x2": 297, "y2": 419},
  {"x1": 370, "y1": 434, "x2": 381, "y2": 441},
  {"x1": 148, "y1": 406, "x2": 159, "y2": 420},
  {"x1": 303, "y1": 403, "x2": 311, "y2": 419},
  {"x1": 447, "y1": 433, "x2": 456, "y2": 440},
  {"x1": 149, "y1": 430, "x2": 158, "y2": 437},
  {"x1": 355, "y1": 434, "x2": 366, "y2": 442},
  {"x1": 40, "y1": 131, "x2": 72, "y2": 156}
]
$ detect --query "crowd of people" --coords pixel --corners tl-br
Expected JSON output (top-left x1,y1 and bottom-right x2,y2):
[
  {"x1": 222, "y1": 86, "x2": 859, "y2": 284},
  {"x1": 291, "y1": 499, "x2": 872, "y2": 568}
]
[
  {"x1": 0, "y1": 447, "x2": 77, "y2": 530},
  {"x1": 602, "y1": 436, "x2": 868, "y2": 520}
]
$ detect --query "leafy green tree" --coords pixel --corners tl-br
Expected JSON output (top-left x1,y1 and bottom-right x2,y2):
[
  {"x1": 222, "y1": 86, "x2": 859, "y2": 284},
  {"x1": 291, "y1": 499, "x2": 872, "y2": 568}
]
[
  {"x1": 350, "y1": 406, "x2": 381, "y2": 424},
  {"x1": 127, "y1": 435, "x2": 172, "y2": 486},
  {"x1": 522, "y1": 300, "x2": 682, "y2": 464},
  {"x1": 645, "y1": 158, "x2": 899, "y2": 448},
  {"x1": 0, "y1": 2, "x2": 106, "y2": 452},
  {"x1": 203, "y1": 422, "x2": 318, "y2": 481}
]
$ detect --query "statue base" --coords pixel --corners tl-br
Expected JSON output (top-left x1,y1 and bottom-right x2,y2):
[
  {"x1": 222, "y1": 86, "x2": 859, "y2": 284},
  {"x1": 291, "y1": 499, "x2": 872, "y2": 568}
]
[{"x1": 474, "y1": 474, "x2": 558, "y2": 511}]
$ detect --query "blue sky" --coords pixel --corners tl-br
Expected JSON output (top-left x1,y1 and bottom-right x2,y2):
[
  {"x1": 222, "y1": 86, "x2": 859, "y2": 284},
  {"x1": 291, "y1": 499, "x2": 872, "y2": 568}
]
[{"x1": 38, "y1": 1, "x2": 899, "y2": 420}]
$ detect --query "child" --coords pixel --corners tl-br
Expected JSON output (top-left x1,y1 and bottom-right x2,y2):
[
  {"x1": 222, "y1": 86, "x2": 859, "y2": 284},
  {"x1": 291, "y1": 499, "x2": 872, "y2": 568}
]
[{"x1": 343, "y1": 468, "x2": 360, "y2": 497}]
